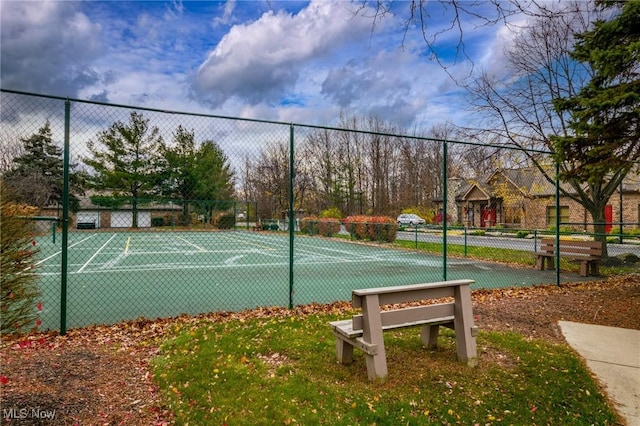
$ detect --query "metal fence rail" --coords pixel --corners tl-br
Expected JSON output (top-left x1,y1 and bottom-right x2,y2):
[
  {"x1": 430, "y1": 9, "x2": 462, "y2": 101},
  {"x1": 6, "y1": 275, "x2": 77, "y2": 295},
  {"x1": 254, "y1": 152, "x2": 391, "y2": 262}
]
[{"x1": 2, "y1": 89, "x2": 639, "y2": 334}]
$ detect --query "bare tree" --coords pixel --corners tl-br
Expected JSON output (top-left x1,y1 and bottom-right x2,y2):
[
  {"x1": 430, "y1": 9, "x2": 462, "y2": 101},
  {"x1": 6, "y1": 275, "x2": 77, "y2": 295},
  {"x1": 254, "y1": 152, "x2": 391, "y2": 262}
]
[
  {"x1": 462, "y1": 1, "x2": 640, "y2": 256},
  {"x1": 0, "y1": 131, "x2": 24, "y2": 174}
]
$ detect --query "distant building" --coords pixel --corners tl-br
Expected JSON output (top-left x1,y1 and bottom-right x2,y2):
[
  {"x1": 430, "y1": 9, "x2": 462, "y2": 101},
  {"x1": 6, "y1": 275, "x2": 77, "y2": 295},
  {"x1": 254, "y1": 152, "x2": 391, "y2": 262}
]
[{"x1": 434, "y1": 168, "x2": 640, "y2": 231}]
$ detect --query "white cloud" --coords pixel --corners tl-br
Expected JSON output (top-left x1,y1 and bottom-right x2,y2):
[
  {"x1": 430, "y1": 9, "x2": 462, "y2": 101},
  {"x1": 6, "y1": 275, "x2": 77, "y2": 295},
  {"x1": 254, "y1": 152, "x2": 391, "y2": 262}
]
[
  {"x1": 212, "y1": 0, "x2": 237, "y2": 27},
  {"x1": 0, "y1": 0, "x2": 514, "y2": 132},
  {"x1": 0, "y1": 1, "x2": 105, "y2": 96},
  {"x1": 194, "y1": 0, "x2": 372, "y2": 106}
]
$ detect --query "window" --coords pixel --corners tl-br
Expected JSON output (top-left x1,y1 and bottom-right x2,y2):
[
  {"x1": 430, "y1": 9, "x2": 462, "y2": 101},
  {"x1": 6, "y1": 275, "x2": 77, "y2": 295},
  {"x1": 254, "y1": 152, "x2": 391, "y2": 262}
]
[
  {"x1": 504, "y1": 206, "x2": 522, "y2": 224},
  {"x1": 547, "y1": 206, "x2": 570, "y2": 227}
]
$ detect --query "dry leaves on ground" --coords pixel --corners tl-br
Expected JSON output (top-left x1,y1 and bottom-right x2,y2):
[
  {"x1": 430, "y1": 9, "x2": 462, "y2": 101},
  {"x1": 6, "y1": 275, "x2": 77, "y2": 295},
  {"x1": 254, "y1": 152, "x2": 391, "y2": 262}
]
[{"x1": 1, "y1": 274, "x2": 638, "y2": 425}]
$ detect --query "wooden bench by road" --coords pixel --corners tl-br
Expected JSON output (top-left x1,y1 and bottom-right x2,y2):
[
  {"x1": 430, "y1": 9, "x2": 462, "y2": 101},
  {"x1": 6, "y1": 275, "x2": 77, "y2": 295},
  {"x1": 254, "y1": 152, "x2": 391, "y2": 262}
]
[
  {"x1": 329, "y1": 279, "x2": 478, "y2": 381},
  {"x1": 536, "y1": 238, "x2": 602, "y2": 277}
]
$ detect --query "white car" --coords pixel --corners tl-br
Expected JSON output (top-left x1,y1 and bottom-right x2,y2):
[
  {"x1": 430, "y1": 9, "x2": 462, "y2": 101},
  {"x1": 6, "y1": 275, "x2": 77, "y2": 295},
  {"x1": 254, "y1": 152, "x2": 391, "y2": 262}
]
[{"x1": 397, "y1": 213, "x2": 426, "y2": 225}]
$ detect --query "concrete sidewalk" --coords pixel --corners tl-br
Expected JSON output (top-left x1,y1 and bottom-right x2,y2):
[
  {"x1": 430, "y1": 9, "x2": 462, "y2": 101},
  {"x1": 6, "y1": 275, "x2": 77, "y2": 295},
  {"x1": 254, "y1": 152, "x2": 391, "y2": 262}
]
[{"x1": 559, "y1": 321, "x2": 640, "y2": 426}]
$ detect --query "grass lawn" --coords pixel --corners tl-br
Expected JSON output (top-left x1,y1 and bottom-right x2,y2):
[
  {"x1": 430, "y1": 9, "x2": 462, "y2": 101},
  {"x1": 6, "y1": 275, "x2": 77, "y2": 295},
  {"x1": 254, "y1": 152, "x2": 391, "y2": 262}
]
[
  {"x1": 152, "y1": 311, "x2": 619, "y2": 425},
  {"x1": 393, "y1": 239, "x2": 639, "y2": 275}
]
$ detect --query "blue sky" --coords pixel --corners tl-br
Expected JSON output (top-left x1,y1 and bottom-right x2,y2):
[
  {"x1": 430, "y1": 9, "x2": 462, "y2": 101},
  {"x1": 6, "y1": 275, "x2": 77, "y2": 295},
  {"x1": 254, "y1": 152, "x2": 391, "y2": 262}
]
[{"x1": 1, "y1": 0, "x2": 519, "y2": 129}]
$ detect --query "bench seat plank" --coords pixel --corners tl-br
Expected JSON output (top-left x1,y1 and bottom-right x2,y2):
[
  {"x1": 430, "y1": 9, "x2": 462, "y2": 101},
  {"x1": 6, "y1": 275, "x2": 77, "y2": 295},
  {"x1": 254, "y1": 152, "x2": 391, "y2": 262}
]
[{"x1": 330, "y1": 313, "x2": 455, "y2": 339}]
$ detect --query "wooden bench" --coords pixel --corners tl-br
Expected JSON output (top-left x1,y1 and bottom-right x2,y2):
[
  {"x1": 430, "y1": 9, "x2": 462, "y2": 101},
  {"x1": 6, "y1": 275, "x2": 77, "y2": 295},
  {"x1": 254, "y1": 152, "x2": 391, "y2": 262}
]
[
  {"x1": 329, "y1": 279, "x2": 478, "y2": 381},
  {"x1": 535, "y1": 238, "x2": 602, "y2": 277}
]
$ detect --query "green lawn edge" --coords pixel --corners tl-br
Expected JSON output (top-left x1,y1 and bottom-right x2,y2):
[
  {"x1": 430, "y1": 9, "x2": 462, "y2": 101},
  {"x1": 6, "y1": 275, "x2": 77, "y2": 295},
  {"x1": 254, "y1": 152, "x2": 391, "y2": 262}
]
[{"x1": 152, "y1": 313, "x2": 620, "y2": 425}]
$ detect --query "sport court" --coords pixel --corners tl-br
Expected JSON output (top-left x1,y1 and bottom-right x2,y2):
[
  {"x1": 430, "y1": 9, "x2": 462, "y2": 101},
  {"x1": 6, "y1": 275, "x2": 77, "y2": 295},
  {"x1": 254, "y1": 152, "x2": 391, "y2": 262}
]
[{"x1": 33, "y1": 230, "x2": 576, "y2": 330}]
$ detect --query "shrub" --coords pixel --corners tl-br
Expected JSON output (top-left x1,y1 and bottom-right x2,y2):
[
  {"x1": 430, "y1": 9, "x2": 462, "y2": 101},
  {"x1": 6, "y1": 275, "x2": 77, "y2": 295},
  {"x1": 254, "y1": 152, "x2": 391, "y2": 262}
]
[
  {"x1": 1, "y1": 184, "x2": 41, "y2": 336},
  {"x1": 151, "y1": 216, "x2": 164, "y2": 227},
  {"x1": 516, "y1": 230, "x2": 529, "y2": 238},
  {"x1": 317, "y1": 218, "x2": 341, "y2": 237},
  {"x1": 215, "y1": 212, "x2": 235, "y2": 229},
  {"x1": 297, "y1": 218, "x2": 337, "y2": 235},
  {"x1": 320, "y1": 207, "x2": 342, "y2": 219},
  {"x1": 344, "y1": 215, "x2": 397, "y2": 242},
  {"x1": 300, "y1": 216, "x2": 319, "y2": 235},
  {"x1": 366, "y1": 216, "x2": 398, "y2": 242},
  {"x1": 343, "y1": 215, "x2": 369, "y2": 239}
]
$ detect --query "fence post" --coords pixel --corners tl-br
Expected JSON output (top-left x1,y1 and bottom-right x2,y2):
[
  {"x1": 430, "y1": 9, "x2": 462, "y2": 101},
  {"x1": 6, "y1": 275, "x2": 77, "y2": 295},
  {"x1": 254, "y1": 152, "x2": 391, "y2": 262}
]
[
  {"x1": 619, "y1": 181, "x2": 623, "y2": 244},
  {"x1": 442, "y1": 140, "x2": 448, "y2": 281},
  {"x1": 60, "y1": 100, "x2": 71, "y2": 335},
  {"x1": 288, "y1": 124, "x2": 295, "y2": 309},
  {"x1": 554, "y1": 162, "x2": 560, "y2": 287},
  {"x1": 464, "y1": 226, "x2": 468, "y2": 257}
]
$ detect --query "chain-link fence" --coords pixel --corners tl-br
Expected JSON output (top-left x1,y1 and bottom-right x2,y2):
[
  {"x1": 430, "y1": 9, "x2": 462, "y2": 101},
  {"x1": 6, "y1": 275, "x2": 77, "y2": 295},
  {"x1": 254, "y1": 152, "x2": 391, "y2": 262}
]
[{"x1": 2, "y1": 89, "x2": 639, "y2": 333}]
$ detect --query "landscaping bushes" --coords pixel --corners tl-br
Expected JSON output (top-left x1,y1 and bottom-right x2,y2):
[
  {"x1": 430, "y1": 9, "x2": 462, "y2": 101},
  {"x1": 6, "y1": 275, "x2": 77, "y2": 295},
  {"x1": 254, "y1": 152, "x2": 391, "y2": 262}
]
[
  {"x1": 318, "y1": 218, "x2": 341, "y2": 236},
  {"x1": 344, "y1": 215, "x2": 397, "y2": 242},
  {"x1": 300, "y1": 217, "x2": 319, "y2": 235},
  {"x1": 0, "y1": 184, "x2": 41, "y2": 336},
  {"x1": 214, "y1": 212, "x2": 235, "y2": 229},
  {"x1": 300, "y1": 216, "x2": 340, "y2": 236},
  {"x1": 301, "y1": 214, "x2": 397, "y2": 241}
]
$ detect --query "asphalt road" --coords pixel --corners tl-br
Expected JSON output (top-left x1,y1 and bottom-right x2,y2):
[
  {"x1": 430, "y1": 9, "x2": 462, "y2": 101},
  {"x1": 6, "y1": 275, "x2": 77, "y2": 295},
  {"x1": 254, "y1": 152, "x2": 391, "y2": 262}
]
[{"x1": 396, "y1": 230, "x2": 640, "y2": 257}]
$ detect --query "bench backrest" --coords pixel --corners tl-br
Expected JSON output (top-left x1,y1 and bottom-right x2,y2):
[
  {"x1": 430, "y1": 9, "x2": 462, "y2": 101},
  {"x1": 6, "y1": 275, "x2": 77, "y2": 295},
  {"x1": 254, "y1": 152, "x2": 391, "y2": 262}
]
[
  {"x1": 351, "y1": 303, "x2": 454, "y2": 331},
  {"x1": 350, "y1": 279, "x2": 474, "y2": 332},
  {"x1": 352, "y1": 279, "x2": 473, "y2": 307},
  {"x1": 539, "y1": 239, "x2": 602, "y2": 257}
]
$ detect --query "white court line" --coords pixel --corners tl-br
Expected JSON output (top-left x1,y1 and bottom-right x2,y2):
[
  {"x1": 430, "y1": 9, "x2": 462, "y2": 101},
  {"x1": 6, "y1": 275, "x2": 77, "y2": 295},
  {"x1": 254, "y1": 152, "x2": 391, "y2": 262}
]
[
  {"x1": 124, "y1": 249, "x2": 262, "y2": 255},
  {"x1": 77, "y1": 233, "x2": 117, "y2": 273},
  {"x1": 217, "y1": 233, "x2": 277, "y2": 251},
  {"x1": 101, "y1": 251, "x2": 128, "y2": 270},
  {"x1": 33, "y1": 234, "x2": 99, "y2": 266},
  {"x1": 35, "y1": 249, "x2": 477, "y2": 276},
  {"x1": 175, "y1": 236, "x2": 207, "y2": 252},
  {"x1": 58, "y1": 258, "x2": 386, "y2": 274},
  {"x1": 229, "y1": 234, "x2": 382, "y2": 262},
  {"x1": 224, "y1": 255, "x2": 244, "y2": 265}
]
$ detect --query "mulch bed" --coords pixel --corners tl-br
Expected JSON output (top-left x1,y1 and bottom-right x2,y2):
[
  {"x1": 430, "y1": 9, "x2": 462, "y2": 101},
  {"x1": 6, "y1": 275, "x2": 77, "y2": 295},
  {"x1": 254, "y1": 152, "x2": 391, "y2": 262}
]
[{"x1": 1, "y1": 274, "x2": 638, "y2": 425}]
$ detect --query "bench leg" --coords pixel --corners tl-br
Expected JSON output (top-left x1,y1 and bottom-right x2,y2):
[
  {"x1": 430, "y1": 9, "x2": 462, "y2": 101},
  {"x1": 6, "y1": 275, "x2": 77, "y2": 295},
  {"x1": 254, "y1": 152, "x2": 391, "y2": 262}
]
[
  {"x1": 537, "y1": 255, "x2": 555, "y2": 271},
  {"x1": 420, "y1": 324, "x2": 440, "y2": 349},
  {"x1": 581, "y1": 260, "x2": 600, "y2": 277},
  {"x1": 335, "y1": 337, "x2": 354, "y2": 364},
  {"x1": 361, "y1": 295, "x2": 388, "y2": 381},
  {"x1": 453, "y1": 284, "x2": 478, "y2": 367},
  {"x1": 365, "y1": 351, "x2": 387, "y2": 381},
  {"x1": 580, "y1": 260, "x2": 588, "y2": 277}
]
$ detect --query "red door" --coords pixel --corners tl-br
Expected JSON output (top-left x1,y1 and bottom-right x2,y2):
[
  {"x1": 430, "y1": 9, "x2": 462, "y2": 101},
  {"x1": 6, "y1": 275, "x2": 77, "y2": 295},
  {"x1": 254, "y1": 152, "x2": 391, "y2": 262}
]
[
  {"x1": 481, "y1": 208, "x2": 496, "y2": 228},
  {"x1": 605, "y1": 204, "x2": 613, "y2": 233}
]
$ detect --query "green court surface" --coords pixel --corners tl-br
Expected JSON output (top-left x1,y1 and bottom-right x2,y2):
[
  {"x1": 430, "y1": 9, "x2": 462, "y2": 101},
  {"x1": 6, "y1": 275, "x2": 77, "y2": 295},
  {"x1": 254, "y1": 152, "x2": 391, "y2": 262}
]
[{"x1": 32, "y1": 230, "x2": 573, "y2": 331}]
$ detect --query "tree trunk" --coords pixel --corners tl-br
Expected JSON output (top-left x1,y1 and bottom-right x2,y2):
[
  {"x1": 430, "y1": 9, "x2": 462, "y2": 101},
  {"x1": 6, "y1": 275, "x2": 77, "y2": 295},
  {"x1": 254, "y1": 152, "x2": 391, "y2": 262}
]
[{"x1": 590, "y1": 206, "x2": 608, "y2": 258}]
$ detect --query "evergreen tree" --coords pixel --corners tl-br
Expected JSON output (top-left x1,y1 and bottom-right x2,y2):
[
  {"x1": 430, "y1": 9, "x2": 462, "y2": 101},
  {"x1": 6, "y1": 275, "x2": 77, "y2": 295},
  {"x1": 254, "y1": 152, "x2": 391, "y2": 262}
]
[
  {"x1": 3, "y1": 121, "x2": 83, "y2": 212},
  {"x1": 552, "y1": 0, "x2": 640, "y2": 250},
  {"x1": 84, "y1": 112, "x2": 163, "y2": 228},
  {"x1": 5, "y1": 121, "x2": 62, "y2": 208},
  {"x1": 159, "y1": 125, "x2": 199, "y2": 225},
  {"x1": 192, "y1": 140, "x2": 235, "y2": 222}
]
